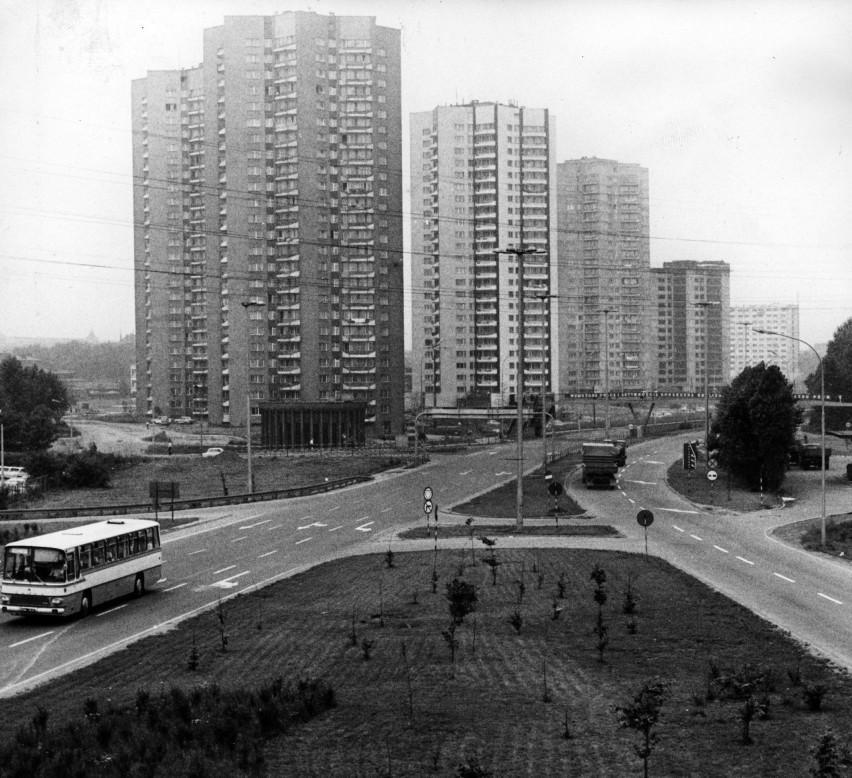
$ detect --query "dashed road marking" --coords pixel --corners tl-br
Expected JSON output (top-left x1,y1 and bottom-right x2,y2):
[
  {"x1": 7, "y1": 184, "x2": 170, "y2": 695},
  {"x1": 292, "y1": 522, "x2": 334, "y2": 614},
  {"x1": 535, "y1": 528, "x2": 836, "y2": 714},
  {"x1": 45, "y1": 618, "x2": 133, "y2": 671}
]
[
  {"x1": 96, "y1": 603, "x2": 129, "y2": 617},
  {"x1": 231, "y1": 536, "x2": 248, "y2": 543},
  {"x1": 296, "y1": 537, "x2": 312, "y2": 545},
  {"x1": 164, "y1": 583, "x2": 187, "y2": 592},
  {"x1": 713, "y1": 545, "x2": 729, "y2": 554},
  {"x1": 380, "y1": 507, "x2": 392, "y2": 513},
  {"x1": 188, "y1": 549, "x2": 207, "y2": 555},
  {"x1": 736, "y1": 556, "x2": 755, "y2": 566},
  {"x1": 213, "y1": 565, "x2": 236, "y2": 575},
  {"x1": 240, "y1": 519, "x2": 272, "y2": 529},
  {"x1": 690, "y1": 534, "x2": 703, "y2": 541},
  {"x1": 673, "y1": 525, "x2": 685, "y2": 532},
  {"x1": 660, "y1": 508, "x2": 700, "y2": 514},
  {"x1": 258, "y1": 550, "x2": 278, "y2": 558},
  {"x1": 818, "y1": 592, "x2": 843, "y2": 605},
  {"x1": 10, "y1": 632, "x2": 54, "y2": 649},
  {"x1": 328, "y1": 526, "x2": 344, "y2": 532},
  {"x1": 774, "y1": 573, "x2": 795, "y2": 583},
  {"x1": 624, "y1": 480, "x2": 658, "y2": 486}
]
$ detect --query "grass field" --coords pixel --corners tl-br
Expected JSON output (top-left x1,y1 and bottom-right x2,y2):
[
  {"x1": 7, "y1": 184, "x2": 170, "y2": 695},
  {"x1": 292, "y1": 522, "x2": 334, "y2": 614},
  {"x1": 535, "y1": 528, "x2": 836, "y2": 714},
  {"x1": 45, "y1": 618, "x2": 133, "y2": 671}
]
[{"x1": 2, "y1": 547, "x2": 851, "y2": 777}]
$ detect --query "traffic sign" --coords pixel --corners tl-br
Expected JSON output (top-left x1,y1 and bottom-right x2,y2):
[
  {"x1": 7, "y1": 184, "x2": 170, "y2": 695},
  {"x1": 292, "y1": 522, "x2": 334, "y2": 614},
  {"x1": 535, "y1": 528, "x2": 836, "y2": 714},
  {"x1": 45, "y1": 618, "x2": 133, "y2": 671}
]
[
  {"x1": 544, "y1": 470, "x2": 553, "y2": 481},
  {"x1": 423, "y1": 487, "x2": 433, "y2": 501},
  {"x1": 548, "y1": 482, "x2": 563, "y2": 497},
  {"x1": 707, "y1": 469, "x2": 718, "y2": 482},
  {"x1": 636, "y1": 509, "x2": 654, "y2": 527},
  {"x1": 423, "y1": 499, "x2": 433, "y2": 514}
]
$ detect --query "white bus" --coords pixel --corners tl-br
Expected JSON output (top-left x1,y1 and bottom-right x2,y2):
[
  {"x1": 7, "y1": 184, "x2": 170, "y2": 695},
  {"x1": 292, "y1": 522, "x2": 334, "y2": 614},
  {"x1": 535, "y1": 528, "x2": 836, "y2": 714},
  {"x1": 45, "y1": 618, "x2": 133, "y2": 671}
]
[{"x1": 1, "y1": 519, "x2": 162, "y2": 617}]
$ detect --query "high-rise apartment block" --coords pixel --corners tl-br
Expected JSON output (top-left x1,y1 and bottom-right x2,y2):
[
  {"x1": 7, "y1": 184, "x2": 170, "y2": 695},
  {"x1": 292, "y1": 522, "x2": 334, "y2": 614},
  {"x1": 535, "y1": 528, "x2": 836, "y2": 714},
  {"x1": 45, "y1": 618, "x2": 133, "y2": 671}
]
[
  {"x1": 132, "y1": 12, "x2": 404, "y2": 437},
  {"x1": 409, "y1": 102, "x2": 556, "y2": 408},
  {"x1": 730, "y1": 304, "x2": 800, "y2": 382},
  {"x1": 555, "y1": 158, "x2": 651, "y2": 394},
  {"x1": 651, "y1": 261, "x2": 730, "y2": 392}
]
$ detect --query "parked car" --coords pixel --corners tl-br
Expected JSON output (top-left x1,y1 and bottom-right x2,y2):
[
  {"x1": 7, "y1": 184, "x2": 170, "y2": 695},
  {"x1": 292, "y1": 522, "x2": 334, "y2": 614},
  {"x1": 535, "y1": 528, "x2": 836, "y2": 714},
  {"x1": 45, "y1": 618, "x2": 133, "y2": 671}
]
[
  {"x1": 152, "y1": 417, "x2": 171, "y2": 426},
  {"x1": 201, "y1": 447, "x2": 224, "y2": 458},
  {"x1": 174, "y1": 416, "x2": 195, "y2": 425}
]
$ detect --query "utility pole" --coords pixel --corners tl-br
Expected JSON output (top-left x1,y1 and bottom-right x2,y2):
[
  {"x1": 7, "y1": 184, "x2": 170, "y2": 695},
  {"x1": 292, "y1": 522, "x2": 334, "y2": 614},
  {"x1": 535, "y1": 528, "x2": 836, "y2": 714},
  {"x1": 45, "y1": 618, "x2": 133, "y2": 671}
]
[
  {"x1": 496, "y1": 246, "x2": 542, "y2": 528},
  {"x1": 242, "y1": 300, "x2": 264, "y2": 494},
  {"x1": 696, "y1": 301, "x2": 720, "y2": 469},
  {"x1": 601, "y1": 308, "x2": 612, "y2": 438}
]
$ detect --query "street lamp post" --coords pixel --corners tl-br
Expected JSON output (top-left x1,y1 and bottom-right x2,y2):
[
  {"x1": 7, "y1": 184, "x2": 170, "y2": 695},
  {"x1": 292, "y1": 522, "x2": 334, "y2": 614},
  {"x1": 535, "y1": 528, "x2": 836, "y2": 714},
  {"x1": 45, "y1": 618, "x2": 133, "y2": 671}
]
[
  {"x1": 754, "y1": 328, "x2": 827, "y2": 546},
  {"x1": 696, "y1": 301, "x2": 721, "y2": 468},
  {"x1": 537, "y1": 293, "x2": 552, "y2": 471},
  {"x1": 495, "y1": 246, "x2": 543, "y2": 528},
  {"x1": 600, "y1": 308, "x2": 612, "y2": 438},
  {"x1": 242, "y1": 300, "x2": 264, "y2": 495}
]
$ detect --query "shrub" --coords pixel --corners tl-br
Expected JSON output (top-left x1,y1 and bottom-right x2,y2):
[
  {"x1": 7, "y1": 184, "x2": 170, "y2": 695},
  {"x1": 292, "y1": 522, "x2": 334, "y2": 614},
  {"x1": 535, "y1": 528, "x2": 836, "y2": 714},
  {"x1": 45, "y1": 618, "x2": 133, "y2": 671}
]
[{"x1": 445, "y1": 578, "x2": 477, "y2": 625}]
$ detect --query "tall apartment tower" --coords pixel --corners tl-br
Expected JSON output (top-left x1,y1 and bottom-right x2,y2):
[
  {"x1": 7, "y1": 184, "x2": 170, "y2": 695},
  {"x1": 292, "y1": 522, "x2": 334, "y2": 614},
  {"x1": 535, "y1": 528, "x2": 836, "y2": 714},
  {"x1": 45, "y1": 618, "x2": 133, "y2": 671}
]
[
  {"x1": 409, "y1": 102, "x2": 557, "y2": 409},
  {"x1": 132, "y1": 12, "x2": 404, "y2": 437},
  {"x1": 730, "y1": 304, "x2": 800, "y2": 382},
  {"x1": 651, "y1": 261, "x2": 731, "y2": 392},
  {"x1": 556, "y1": 158, "x2": 651, "y2": 394}
]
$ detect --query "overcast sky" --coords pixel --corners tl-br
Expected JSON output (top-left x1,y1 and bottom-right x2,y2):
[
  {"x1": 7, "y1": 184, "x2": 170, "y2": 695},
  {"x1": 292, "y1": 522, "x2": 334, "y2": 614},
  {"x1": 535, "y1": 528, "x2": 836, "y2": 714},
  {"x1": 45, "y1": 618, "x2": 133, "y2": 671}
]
[{"x1": 0, "y1": 0, "x2": 850, "y2": 347}]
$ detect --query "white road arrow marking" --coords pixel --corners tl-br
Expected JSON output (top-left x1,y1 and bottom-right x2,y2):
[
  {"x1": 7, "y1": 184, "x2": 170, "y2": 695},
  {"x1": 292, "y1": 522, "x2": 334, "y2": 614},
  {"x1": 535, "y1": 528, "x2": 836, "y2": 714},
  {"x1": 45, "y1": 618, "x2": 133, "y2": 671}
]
[
  {"x1": 356, "y1": 522, "x2": 375, "y2": 532},
  {"x1": 297, "y1": 522, "x2": 327, "y2": 530}
]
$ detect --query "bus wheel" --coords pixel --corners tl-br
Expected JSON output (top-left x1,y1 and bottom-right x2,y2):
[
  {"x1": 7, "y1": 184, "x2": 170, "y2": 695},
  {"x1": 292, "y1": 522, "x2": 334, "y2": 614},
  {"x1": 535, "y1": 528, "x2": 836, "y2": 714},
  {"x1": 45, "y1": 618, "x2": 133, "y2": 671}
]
[
  {"x1": 134, "y1": 574, "x2": 145, "y2": 597},
  {"x1": 79, "y1": 592, "x2": 91, "y2": 617}
]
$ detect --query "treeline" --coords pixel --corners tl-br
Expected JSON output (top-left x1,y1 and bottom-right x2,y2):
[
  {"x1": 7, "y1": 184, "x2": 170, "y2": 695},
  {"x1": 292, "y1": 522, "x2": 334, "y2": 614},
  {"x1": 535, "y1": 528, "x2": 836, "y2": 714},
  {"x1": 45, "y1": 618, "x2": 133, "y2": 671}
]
[{"x1": 10, "y1": 336, "x2": 134, "y2": 394}]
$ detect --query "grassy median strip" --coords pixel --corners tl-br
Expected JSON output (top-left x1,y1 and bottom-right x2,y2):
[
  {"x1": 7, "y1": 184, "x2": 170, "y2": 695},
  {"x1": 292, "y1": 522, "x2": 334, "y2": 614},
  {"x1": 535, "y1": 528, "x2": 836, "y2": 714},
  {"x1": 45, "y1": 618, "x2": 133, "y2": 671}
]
[{"x1": 2, "y1": 547, "x2": 851, "y2": 776}]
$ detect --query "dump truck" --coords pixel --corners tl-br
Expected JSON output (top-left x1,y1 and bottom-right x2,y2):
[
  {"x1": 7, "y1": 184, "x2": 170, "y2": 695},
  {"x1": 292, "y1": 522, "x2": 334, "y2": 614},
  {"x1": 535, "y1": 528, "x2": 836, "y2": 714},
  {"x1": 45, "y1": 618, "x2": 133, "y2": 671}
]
[{"x1": 581, "y1": 442, "x2": 621, "y2": 488}]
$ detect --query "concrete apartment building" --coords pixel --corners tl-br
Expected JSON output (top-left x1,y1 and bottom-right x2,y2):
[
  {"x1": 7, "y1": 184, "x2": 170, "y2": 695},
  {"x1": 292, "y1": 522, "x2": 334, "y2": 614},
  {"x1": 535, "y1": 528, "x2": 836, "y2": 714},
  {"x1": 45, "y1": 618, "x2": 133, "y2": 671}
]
[
  {"x1": 132, "y1": 12, "x2": 405, "y2": 439},
  {"x1": 555, "y1": 158, "x2": 652, "y2": 395},
  {"x1": 650, "y1": 261, "x2": 730, "y2": 393},
  {"x1": 730, "y1": 304, "x2": 800, "y2": 383},
  {"x1": 409, "y1": 102, "x2": 557, "y2": 409}
]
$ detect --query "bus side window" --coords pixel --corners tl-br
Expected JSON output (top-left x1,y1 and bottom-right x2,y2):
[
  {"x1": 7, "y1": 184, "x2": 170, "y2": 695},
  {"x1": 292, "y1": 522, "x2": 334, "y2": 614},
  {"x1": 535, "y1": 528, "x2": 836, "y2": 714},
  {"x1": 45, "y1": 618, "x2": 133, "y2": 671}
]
[
  {"x1": 116, "y1": 535, "x2": 128, "y2": 560},
  {"x1": 153, "y1": 526, "x2": 161, "y2": 549},
  {"x1": 92, "y1": 541, "x2": 104, "y2": 567},
  {"x1": 106, "y1": 539, "x2": 117, "y2": 563},
  {"x1": 79, "y1": 544, "x2": 91, "y2": 570},
  {"x1": 128, "y1": 532, "x2": 139, "y2": 555},
  {"x1": 145, "y1": 528, "x2": 154, "y2": 550}
]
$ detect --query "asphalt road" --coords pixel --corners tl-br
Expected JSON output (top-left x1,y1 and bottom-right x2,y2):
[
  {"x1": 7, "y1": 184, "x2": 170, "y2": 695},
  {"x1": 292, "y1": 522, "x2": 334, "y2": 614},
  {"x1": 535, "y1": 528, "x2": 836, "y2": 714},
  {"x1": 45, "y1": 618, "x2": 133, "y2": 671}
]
[
  {"x1": 2, "y1": 433, "x2": 850, "y2": 697},
  {"x1": 570, "y1": 434, "x2": 852, "y2": 671},
  {"x1": 0, "y1": 443, "x2": 528, "y2": 696}
]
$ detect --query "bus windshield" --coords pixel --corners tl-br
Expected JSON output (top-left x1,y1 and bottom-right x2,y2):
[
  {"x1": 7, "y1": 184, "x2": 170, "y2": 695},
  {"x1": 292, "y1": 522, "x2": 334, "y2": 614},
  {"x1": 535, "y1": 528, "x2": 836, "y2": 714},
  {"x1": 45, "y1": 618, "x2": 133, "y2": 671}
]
[{"x1": 3, "y1": 547, "x2": 67, "y2": 583}]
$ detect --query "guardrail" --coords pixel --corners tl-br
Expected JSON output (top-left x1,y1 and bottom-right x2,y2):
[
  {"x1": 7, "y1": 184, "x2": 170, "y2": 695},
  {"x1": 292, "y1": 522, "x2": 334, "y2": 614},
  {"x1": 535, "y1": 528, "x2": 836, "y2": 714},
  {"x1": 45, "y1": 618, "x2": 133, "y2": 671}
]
[{"x1": 0, "y1": 476, "x2": 371, "y2": 522}]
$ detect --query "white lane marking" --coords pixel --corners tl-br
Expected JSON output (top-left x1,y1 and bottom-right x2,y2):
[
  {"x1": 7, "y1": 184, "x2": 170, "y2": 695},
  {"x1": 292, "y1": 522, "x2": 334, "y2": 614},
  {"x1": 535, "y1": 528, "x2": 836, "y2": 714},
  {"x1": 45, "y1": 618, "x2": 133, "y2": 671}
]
[
  {"x1": 644, "y1": 460, "x2": 665, "y2": 465},
  {"x1": 774, "y1": 573, "x2": 795, "y2": 583},
  {"x1": 240, "y1": 519, "x2": 272, "y2": 529},
  {"x1": 621, "y1": 492, "x2": 631, "y2": 500},
  {"x1": 223, "y1": 571, "x2": 251, "y2": 581},
  {"x1": 298, "y1": 515, "x2": 313, "y2": 521},
  {"x1": 164, "y1": 583, "x2": 187, "y2": 592},
  {"x1": 352, "y1": 498, "x2": 365, "y2": 504},
  {"x1": 380, "y1": 507, "x2": 392, "y2": 513},
  {"x1": 328, "y1": 506, "x2": 341, "y2": 512},
  {"x1": 355, "y1": 522, "x2": 375, "y2": 532},
  {"x1": 96, "y1": 603, "x2": 129, "y2": 617},
  {"x1": 296, "y1": 537, "x2": 312, "y2": 545},
  {"x1": 713, "y1": 545, "x2": 729, "y2": 554},
  {"x1": 213, "y1": 565, "x2": 236, "y2": 575},
  {"x1": 328, "y1": 526, "x2": 344, "y2": 532},
  {"x1": 624, "y1": 480, "x2": 658, "y2": 486},
  {"x1": 188, "y1": 549, "x2": 207, "y2": 556},
  {"x1": 659, "y1": 508, "x2": 700, "y2": 514},
  {"x1": 496, "y1": 471, "x2": 512, "y2": 476},
  {"x1": 459, "y1": 470, "x2": 472, "y2": 476},
  {"x1": 357, "y1": 516, "x2": 370, "y2": 522},
  {"x1": 258, "y1": 550, "x2": 278, "y2": 558},
  {"x1": 818, "y1": 592, "x2": 843, "y2": 605},
  {"x1": 690, "y1": 534, "x2": 703, "y2": 541},
  {"x1": 627, "y1": 497, "x2": 636, "y2": 504},
  {"x1": 736, "y1": 556, "x2": 755, "y2": 566},
  {"x1": 673, "y1": 525, "x2": 685, "y2": 532},
  {"x1": 267, "y1": 524, "x2": 281, "y2": 531},
  {"x1": 298, "y1": 522, "x2": 327, "y2": 530},
  {"x1": 231, "y1": 536, "x2": 248, "y2": 543},
  {"x1": 10, "y1": 632, "x2": 54, "y2": 649}
]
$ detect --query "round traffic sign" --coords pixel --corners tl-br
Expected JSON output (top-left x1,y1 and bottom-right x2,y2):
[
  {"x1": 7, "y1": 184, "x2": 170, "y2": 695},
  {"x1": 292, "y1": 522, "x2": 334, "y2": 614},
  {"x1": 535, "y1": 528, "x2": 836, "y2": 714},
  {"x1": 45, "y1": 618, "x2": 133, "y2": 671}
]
[
  {"x1": 423, "y1": 499, "x2": 433, "y2": 514},
  {"x1": 707, "y1": 469, "x2": 718, "y2": 482},
  {"x1": 548, "y1": 482, "x2": 563, "y2": 497},
  {"x1": 423, "y1": 487, "x2": 433, "y2": 501},
  {"x1": 636, "y1": 509, "x2": 654, "y2": 527}
]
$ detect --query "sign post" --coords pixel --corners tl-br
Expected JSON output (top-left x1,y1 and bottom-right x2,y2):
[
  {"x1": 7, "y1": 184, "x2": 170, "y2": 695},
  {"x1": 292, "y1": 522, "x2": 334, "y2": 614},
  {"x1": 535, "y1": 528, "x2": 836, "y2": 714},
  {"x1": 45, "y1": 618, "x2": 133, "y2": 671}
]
[
  {"x1": 636, "y1": 509, "x2": 654, "y2": 555},
  {"x1": 547, "y1": 480, "x2": 563, "y2": 524}
]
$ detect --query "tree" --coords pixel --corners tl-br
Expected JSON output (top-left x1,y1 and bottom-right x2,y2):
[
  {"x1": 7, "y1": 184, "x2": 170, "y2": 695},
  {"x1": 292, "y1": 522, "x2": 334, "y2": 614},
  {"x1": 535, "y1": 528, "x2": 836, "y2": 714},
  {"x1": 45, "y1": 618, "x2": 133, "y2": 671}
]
[
  {"x1": 0, "y1": 357, "x2": 70, "y2": 452},
  {"x1": 805, "y1": 317, "x2": 852, "y2": 432},
  {"x1": 713, "y1": 362, "x2": 799, "y2": 491},
  {"x1": 445, "y1": 578, "x2": 477, "y2": 625},
  {"x1": 617, "y1": 681, "x2": 668, "y2": 778}
]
